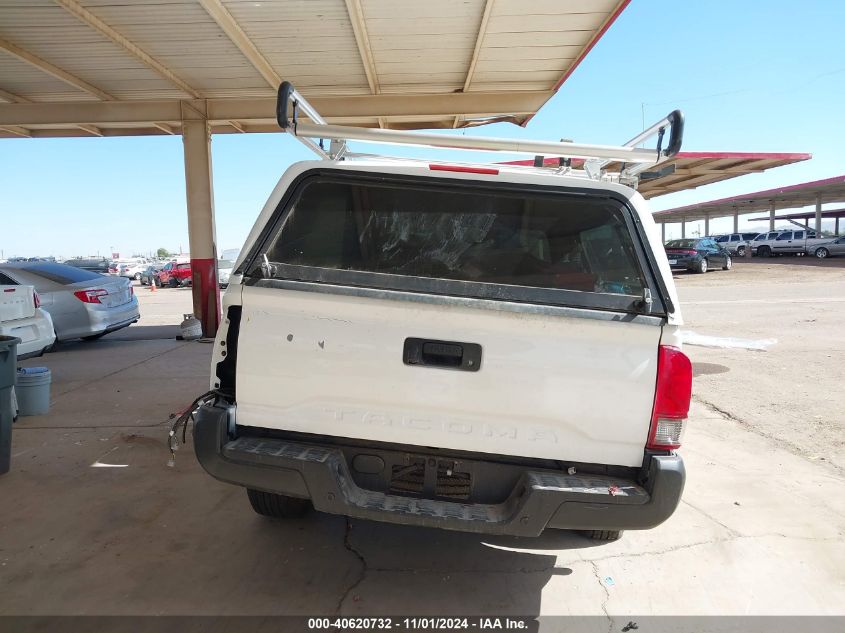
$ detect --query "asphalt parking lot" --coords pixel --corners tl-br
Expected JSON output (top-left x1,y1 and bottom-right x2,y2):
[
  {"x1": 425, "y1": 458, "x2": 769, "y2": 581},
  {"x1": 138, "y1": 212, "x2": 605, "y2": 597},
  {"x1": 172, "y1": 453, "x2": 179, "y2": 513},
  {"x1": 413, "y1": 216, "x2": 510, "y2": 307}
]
[{"x1": 2, "y1": 260, "x2": 844, "y2": 619}]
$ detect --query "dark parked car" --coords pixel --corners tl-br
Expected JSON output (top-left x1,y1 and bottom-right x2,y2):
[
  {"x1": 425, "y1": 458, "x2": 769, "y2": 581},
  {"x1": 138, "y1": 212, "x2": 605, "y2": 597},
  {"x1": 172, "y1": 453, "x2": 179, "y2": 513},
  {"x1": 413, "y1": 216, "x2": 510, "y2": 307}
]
[
  {"x1": 664, "y1": 238, "x2": 732, "y2": 273},
  {"x1": 63, "y1": 257, "x2": 112, "y2": 274},
  {"x1": 139, "y1": 263, "x2": 165, "y2": 286}
]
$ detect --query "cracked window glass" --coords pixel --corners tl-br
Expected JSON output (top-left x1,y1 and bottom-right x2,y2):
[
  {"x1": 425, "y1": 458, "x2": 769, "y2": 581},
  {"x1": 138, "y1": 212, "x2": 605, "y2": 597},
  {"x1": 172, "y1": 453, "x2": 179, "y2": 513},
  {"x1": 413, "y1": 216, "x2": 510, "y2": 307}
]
[{"x1": 263, "y1": 179, "x2": 646, "y2": 296}]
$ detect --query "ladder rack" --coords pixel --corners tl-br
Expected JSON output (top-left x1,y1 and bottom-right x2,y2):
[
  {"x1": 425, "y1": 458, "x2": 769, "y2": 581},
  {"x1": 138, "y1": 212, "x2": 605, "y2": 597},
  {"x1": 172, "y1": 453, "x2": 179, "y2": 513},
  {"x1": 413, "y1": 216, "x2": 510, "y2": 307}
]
[{"x1": 276, "y1": 81, "x2": 684, "y2": 186}]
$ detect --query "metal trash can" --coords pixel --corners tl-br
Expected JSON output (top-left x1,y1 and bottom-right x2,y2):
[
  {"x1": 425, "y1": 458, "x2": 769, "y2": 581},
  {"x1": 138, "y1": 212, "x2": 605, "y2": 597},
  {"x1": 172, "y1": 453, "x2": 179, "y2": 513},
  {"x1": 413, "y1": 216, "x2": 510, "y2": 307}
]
[
  {"x1": 16, "y1": 367, "x2": 52, "y2": 416},
  {"x1": 0, "y1": 336, "x2": 21, "y2": 475}
]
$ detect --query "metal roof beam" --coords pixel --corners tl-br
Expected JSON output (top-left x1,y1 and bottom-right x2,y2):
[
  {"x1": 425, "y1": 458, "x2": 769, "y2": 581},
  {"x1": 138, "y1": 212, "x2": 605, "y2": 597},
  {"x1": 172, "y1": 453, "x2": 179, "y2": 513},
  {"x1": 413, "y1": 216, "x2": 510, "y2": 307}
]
[
  {"x1": 0, "y1": 88, "x2": 31, "y2": 104},
  {"x1": 463, "y1": 0, "x2": 495, "y2": 92},
  {"x1": 54, "y1": 0, "x2": 200, "y2": 99},
  {"x1": 0, "y1": 82, "x2": 101, "y2": 137},
  {"x1": 76, "y1": 124, "x2": 103, "y2": 137},
  {"x1": 0, "y1": 37, "x2": 114, "y2": 100},
  {"x1": 455, "y1": 0, "x2": 495, "y2": 128},
  {"x1": 152, "y1": 122, "x2": 175, "y2": 135},
  {"x1": 0, "y1": 89, "x2": 35, "y2": 136},
  {"x1": 1, "y1": 125, "x2": 31, "y2": 138},
  {"x1": 0, "y1": 91, "x2": 552, "y2": 127},
  {"x1": 197, "y1": 0, "x2": 281, "y2": 89},
  {"x1": 344, "y1": 0, "x2": 379, "y2": 95},
  {"x1": 671, "y1": 167, "x2": 766, "y2": 176}
]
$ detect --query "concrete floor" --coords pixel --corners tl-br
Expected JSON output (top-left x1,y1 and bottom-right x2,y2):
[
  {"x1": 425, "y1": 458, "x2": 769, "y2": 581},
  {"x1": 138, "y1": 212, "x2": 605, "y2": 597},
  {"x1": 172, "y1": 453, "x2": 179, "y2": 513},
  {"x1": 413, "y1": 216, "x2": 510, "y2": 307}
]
[{"x1": 2, "y1": 262, "x2": 844, "y2": 617}]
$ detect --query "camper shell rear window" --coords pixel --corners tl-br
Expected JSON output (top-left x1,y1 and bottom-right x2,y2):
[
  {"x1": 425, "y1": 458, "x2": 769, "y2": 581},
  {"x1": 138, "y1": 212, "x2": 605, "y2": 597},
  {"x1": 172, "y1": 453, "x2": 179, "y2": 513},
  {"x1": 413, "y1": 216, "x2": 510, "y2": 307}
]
[{"x1": 246, "y1": 172, "x2": 661, "y2": 314}]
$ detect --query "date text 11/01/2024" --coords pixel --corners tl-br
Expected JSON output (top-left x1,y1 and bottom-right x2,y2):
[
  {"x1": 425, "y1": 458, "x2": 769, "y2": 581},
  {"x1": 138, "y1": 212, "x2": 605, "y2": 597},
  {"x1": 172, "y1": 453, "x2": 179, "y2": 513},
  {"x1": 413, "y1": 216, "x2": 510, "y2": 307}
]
[{"x1": 307, "y1": 617, "x2": 530, "y2": 630}]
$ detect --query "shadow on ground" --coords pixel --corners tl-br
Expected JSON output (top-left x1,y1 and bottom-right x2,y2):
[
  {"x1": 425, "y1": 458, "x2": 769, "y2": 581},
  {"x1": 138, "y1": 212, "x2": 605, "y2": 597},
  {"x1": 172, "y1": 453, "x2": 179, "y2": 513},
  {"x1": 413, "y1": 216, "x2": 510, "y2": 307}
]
[
  {"x1": 44, "y1": 325, "x2": 181, "y2": 355},
  {"x1": 0, "y1": 423, "x2": 607, "y2": 622},
  {"x1": 731, "y1": 255, "x2": 845, "y2": 268}
]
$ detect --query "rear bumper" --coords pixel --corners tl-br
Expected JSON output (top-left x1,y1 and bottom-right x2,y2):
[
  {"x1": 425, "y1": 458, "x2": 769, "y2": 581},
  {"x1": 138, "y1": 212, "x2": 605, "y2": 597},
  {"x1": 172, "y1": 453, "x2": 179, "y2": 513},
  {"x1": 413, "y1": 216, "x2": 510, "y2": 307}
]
[
  {"x1": 194, "y1": 402, "x2": 685, "y2": 536},
  {"x1": 666, "y1": 256, "x2": 700, "y2": 271},
  {"x1": 85, "y1": 298, "x2": 140, "y2": 336},
  {"x1": 0, "y1": 311, "x2": 55, "y2": 359}
]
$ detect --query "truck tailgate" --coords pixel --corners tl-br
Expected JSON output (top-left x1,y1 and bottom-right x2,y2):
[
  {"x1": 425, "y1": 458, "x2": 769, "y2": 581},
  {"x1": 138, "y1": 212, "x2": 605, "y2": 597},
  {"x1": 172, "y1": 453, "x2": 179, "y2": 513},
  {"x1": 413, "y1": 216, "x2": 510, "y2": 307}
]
[{"x1": 236, "y1": 286, "x2": 661, "y2": 468}]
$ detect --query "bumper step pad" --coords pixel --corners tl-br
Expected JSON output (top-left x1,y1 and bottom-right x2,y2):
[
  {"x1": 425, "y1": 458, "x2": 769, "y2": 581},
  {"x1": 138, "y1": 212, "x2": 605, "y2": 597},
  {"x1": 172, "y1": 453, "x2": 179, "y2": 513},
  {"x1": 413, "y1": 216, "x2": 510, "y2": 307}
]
[{"x1": 223, "y1": 435, "x2": 648, "y2": 536}]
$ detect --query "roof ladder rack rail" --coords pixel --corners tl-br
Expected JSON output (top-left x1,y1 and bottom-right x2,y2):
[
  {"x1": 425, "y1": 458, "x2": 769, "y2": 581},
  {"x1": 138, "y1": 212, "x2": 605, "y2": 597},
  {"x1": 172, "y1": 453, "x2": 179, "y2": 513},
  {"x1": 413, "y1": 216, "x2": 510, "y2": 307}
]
[{"x1": 276, "y1": 81, "x2": 684, "y2": 180}]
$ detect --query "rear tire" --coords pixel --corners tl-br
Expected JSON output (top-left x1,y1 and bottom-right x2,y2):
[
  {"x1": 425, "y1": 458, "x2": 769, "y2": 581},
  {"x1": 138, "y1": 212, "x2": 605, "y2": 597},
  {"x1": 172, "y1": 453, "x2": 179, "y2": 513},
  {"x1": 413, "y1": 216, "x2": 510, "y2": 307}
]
[
  {"x1": 815, "y1": 247, "x2": 829, "y2": 259},
  {"x1": 168, "y1": 278, "x2": 178, "y2": 288},
  {"x1": 246, "y1": 489, "x2": 311, "y2": 518},
  {"x1": 736, "y1": 246, "x2": 746, "y2": 257},
  {"x1": 697, "y1": 258, "x2": 708, "y2": 274},
  {"x1": 582, "y1": 529, "x2": 623, "y2": 541},
  {"x1": 758, "y1": 246, "x2": 771, "y2": 257},
  {"x1": 134, "y1": 272, "x2": 141, "y2": 280},
  {"x1": 723, "y1": 256, "x2": 732, "y2": 270}
]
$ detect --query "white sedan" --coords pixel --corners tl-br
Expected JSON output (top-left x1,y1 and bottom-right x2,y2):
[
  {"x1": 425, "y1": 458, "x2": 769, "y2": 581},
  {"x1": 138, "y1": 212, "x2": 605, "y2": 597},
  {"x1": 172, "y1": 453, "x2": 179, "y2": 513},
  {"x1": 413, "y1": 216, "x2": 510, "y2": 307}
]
[
  {"x1": 0, "y1": 263, "x2": 139, "y2": 342},
  {"x1": 0, "y1": 282, "x2": 55, "y2": 359}
]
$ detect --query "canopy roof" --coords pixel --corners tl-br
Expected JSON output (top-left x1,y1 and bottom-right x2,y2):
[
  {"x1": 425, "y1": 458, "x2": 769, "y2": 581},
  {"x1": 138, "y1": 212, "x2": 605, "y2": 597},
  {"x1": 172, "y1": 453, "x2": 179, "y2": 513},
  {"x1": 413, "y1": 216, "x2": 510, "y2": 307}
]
[
  {"x1": 746, "y1": 208, "x2": 845, "y2": 222},
  {"x1": 625, "y1": 151, "x2": 811, "y2": 199},
  {"x1": 653, "y1": 174, "x2": 845, "y2": 223},
  {"x1": 503, "y1": 151, "x2": 811, "y2": 199},
  {"x1": 0, "y1": 0, "x2": 630, "y2": 137}
]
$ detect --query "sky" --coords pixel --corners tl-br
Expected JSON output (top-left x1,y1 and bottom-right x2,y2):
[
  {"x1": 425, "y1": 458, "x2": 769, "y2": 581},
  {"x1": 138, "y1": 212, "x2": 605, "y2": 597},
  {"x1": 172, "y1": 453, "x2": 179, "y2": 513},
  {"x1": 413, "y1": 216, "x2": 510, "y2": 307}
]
[{"x1": 1, "y1": 0, "x2": 844, "y2": 259}]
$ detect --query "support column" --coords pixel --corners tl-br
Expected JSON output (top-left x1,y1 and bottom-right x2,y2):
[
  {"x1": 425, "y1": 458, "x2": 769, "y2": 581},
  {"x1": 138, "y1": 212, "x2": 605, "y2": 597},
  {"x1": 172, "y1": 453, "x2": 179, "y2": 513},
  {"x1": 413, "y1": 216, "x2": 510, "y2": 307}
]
[
  {"x1": 704, "y1": 216, "x2": 710, "y2": 237},
  {"x1": 681, "y1": 220, "x2": 686, "y2": 238},
  {"x1": 769, "y1": 202, "x2": 776, "y2": 231},
  {"x1": 733, "y1": 211, "x2": 739, "y2": 234},
  {"x1": 836, "y1": 217, "x2": 840, "y2": 236},
  {"x1": 661, "y1": 222, "x2": 666, "y2": 242},
  {"x1": 182, "y1": 117, "x2": 220, "y2": 337},
  {"x1": 815, "y1": 193, "x2": 822, "y2": 235}
]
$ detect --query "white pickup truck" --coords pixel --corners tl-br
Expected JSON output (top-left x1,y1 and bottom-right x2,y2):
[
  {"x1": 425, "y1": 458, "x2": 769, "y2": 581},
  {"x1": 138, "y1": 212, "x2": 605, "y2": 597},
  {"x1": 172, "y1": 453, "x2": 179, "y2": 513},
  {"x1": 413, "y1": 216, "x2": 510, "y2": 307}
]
[
  {"x1": 192, "y1": 87, "x2": 690, "y2": 541},
  {"x1": 0, "y1": 283, "x2": 55, "y2": 359},
  {"x1": 193, "y1": 159, "x2": 691, "y2": 540}
]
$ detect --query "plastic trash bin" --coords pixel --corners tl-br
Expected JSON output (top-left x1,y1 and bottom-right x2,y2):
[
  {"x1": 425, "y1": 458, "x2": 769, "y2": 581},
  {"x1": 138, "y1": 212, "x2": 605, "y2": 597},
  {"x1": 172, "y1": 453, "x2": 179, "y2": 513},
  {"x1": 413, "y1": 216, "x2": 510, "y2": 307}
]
[
  {"x1": 0, "y1": 336, "x2": 21, "y2": 475},
  {"x1": 16, "y1": 367, "x2": 52, "y2": 417}
]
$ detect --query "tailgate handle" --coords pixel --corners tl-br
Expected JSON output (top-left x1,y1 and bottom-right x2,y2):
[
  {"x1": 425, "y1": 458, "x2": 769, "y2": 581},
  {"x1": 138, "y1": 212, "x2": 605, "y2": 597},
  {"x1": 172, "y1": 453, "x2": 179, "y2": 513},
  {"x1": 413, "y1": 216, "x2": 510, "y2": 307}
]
[{"x1": 403, "y1": 338, "x2": 481, "y2": 372}]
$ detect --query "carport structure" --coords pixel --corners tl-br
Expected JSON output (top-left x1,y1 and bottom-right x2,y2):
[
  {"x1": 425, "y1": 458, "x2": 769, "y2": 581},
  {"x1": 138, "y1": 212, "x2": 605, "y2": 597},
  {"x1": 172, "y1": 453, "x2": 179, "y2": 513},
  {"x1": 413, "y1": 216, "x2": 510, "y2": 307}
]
[
  {"x1": 745, "y1": 208, "x2": 845, "y2": 234},
  {"x1": 0, "y1": 0, "x2": 634, "y2": 335},
  {"x1": 505, "y1": 150, "x2": 811, "y2": 200},
  {"x1": 653, "y1": 174, "x2": 845, "y2": 240}
]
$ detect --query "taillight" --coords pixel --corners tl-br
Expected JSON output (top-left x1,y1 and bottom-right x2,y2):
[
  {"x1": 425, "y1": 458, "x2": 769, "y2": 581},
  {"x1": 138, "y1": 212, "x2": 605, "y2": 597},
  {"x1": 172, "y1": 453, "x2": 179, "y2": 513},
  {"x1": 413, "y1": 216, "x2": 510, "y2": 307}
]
[
  {"x1": 73, "y1": 289, "x2": 108, "y2": 304},
  {"x1": 647, "y1": 345, "x2": 692, "y2": 450},
  {"x1": 33, "y1": 291, "x2": 41, "y2": 308},
  {"x1": 684, "y1": 250, "x2": 697, "y2": 255}
]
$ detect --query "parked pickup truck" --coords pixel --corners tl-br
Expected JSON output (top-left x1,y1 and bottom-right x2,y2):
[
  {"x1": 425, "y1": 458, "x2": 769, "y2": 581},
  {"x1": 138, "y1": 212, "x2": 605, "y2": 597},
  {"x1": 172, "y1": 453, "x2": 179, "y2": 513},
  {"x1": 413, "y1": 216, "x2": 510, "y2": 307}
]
[
  {"x1": 752, "y1": 229, "x2": 830, "y2": 257},
  {"x1": 0, "y1": 283, "x2": 55, "y2": 359},
  {"x1": 192, "y1": 158, "x2": 691, "y2": 541}
]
